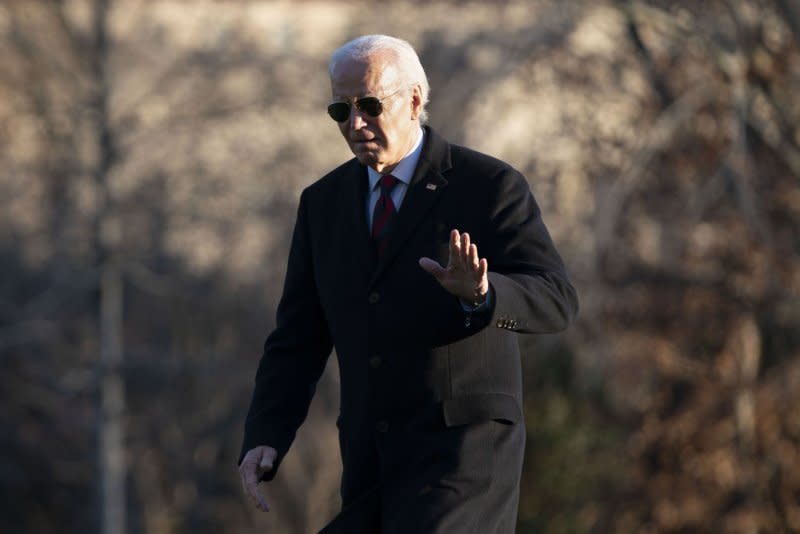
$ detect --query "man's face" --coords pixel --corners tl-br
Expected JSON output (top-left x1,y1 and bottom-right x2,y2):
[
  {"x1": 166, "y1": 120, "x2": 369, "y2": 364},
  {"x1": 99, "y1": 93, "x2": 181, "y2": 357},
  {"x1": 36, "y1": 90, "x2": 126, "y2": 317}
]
[{"x1": 329, "y1": 53, "x2": 422, "y2": 174}]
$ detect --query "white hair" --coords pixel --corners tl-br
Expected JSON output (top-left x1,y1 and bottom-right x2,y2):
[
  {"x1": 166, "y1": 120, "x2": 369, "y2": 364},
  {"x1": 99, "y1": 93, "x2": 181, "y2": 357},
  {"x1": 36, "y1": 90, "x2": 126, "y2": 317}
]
[{"x1": 329, "y1": 34, "x2": 430, "y2": 124}]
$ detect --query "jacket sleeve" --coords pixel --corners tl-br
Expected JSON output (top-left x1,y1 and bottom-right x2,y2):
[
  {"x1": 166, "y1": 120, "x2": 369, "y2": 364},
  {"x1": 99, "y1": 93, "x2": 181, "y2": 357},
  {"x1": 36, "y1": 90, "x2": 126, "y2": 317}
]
[
  {"x1": 477, "y1": 167, "x2": 579, "y2": 334},
  {"x1": 239, "y1": 188, "x2": 333, "y2": 480}
]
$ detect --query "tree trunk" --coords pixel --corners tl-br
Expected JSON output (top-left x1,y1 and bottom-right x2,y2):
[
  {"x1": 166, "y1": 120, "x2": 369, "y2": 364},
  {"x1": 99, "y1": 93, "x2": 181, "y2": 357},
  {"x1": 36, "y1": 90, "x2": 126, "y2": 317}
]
[{"x1": 90, "y1": 1, "x2": 126, "y2": 532}]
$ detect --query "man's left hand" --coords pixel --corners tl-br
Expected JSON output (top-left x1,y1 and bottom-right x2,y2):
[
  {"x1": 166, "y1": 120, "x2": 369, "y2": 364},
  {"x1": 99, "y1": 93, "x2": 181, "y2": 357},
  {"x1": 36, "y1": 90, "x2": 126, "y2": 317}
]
[{"x1": 419, "y1": 229, "x2": 489, "y2": 305}]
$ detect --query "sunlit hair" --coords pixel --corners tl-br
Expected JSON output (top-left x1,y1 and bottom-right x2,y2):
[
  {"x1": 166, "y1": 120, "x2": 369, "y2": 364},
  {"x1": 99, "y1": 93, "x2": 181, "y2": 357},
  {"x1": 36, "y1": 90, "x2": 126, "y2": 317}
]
[{"x1": 329, "y1": 34, "x2": 430, "y2": 125}]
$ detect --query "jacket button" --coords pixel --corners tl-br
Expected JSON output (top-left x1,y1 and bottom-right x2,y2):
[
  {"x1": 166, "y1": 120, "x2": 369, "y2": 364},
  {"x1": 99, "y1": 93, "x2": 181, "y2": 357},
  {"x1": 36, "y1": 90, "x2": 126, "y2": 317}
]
[
  {"x1": 369, "y1": 356, "x2": 382, "y2": 368},
  {"x1": 368, "y1": 292, "x2": 380, "y2": 304},
  {"x1": 375, "y1": 420, "x2": 389, "y2": 433}
]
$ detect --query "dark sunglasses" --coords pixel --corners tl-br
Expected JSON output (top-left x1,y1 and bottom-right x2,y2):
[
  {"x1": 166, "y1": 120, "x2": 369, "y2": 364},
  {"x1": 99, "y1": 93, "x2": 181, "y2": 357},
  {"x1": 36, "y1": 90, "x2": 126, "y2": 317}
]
[{"x1": 327, "y1": 87, "x2": 405, "y2": 122}]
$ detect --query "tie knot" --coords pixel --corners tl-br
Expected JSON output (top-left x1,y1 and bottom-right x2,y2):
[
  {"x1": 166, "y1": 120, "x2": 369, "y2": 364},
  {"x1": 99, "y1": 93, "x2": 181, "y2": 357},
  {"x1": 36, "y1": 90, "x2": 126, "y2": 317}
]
[{"x1": 379, "y1": 174, "x2": 399, "y2": 194}]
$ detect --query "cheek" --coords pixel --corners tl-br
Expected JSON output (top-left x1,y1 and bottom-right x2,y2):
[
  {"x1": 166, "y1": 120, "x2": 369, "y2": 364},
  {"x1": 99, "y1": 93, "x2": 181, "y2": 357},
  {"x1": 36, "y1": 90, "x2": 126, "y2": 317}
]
[{"x1": 373, "y1": 121, "x2": 390, "y2": 142}]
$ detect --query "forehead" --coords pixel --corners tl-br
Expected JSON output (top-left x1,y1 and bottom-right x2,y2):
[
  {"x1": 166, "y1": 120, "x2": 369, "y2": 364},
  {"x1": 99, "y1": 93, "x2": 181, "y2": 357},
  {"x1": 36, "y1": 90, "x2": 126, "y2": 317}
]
[{"x1": 330, "y1": 53, "x2": 402, "y2": 98}]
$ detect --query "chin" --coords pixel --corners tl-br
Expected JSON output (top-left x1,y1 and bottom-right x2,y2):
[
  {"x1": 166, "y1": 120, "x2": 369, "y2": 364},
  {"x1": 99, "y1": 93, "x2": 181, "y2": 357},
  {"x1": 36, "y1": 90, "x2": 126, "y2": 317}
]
[{"x1": 354, "y1": 150, "x2": 382, "y2": 167}]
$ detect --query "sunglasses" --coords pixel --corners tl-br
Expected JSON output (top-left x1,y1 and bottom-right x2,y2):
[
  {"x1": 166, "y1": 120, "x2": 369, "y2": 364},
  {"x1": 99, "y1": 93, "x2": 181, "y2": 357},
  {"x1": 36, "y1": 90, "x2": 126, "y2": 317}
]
[{"x1": 327, "y1": 87, "x2": 406, "y2": 122}]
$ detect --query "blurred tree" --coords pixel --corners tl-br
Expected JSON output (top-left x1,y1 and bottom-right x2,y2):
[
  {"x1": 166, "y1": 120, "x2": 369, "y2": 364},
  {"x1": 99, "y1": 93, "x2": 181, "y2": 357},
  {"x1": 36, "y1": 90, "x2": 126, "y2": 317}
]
[
  {"x1": 2, "y1": 1, "x2": 799, "y2": 533},
  {"x1": 0, "y1": 1, "x2": 339, "y2": 532}
]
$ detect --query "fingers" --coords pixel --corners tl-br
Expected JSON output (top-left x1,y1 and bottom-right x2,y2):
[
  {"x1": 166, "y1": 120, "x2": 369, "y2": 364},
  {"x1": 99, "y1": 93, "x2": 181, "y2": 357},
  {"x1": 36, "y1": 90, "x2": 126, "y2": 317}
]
[
  {"x1": 239, "y1": 448, "x2": 271, "y2": 512},
  {"x1": 444, "y1": 229, "x2": 489, "y2": 296},
  {"x1": 241, "y1": 464, "x2": 269, "y2": 511},
  {"x1": 449, "y1": 229, "x2": 475, "y2": 273},
  {"x1": 448, "y1": 229, "x2": 460, "y2": 269},
  {"x1": 455, "y1": 230, "x2": 490, "y2": 299},
  {"x1": 427, "y1": 230, "x2": 490, "y2": 300},
  {"x1": 468, "y1": 243, "x2": 480, "y2": 273},
  {"x1": 460, "y1": 232, "x2": 471, "y2": 271},
  {"x1": 477, "y1": 258, "x2": 489, "y2": 298},
  {"x1": 419, "y1": 257, "x2": 446, "y2": 281},
  {"x1": 450, "y1": 230, "x2": 482, "y2": 274}
]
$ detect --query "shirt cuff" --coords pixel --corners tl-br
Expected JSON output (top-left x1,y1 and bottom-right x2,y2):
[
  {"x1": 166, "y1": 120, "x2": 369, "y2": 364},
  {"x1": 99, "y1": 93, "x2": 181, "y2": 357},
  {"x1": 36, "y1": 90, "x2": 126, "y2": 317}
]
[{"x1": 460, "y1": 290, "x2": 492, "y2": 312}]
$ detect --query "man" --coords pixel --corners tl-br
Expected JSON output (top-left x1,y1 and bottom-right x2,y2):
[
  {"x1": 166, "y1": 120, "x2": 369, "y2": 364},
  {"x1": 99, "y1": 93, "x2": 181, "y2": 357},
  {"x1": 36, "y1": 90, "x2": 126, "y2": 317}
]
[{"x1": 239, "y1": 35, "x2": 578, "y2": 533}]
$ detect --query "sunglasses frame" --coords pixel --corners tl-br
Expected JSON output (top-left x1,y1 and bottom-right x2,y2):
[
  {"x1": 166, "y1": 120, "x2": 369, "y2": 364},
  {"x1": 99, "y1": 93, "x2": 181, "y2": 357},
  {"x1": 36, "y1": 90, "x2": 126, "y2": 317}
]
[{"x1": 327, "y1": 86, "x2": 407, "y2": 123}]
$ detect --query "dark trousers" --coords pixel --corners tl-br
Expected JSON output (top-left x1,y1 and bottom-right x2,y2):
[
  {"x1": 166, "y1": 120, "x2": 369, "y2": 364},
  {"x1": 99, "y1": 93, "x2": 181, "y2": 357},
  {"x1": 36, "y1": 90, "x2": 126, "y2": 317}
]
[{"x1": 320, "y1": 411, "x2": 525, "y2": 534}]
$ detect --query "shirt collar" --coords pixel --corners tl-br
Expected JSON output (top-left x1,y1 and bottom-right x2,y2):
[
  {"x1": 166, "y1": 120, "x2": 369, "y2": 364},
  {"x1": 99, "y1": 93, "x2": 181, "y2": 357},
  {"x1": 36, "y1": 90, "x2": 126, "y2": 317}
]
[{"x1": 367, "y1": 128, "x2": 425, "y2": 190}]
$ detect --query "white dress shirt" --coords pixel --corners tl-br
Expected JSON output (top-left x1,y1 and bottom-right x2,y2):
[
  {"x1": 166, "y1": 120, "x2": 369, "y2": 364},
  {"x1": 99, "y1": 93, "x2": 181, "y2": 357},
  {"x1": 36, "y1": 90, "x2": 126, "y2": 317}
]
[{"x1": 365, "y1": 128, "x2": 425, "y2": 228}]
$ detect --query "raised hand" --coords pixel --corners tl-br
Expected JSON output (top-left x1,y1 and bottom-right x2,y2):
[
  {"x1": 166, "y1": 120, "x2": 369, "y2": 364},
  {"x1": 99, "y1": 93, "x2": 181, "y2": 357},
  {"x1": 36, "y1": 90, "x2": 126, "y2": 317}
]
[{"x1": 419, "y1": 229, "x2": 489, "y2": 305}]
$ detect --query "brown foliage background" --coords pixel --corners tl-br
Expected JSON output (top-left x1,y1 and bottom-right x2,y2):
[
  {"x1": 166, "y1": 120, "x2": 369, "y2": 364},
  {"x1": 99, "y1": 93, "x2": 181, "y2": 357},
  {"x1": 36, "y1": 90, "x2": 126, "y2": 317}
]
[{"x1": 1, "y1": 1, "x2": 799, "y2": 533}]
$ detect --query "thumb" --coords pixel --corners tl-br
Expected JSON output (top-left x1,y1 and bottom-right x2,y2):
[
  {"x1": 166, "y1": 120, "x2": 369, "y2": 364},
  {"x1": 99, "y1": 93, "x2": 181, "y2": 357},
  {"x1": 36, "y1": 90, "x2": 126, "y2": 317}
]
[
  {"x1": 418, "y1": 257, "x2": 446, "y2": 280},
  {"x1": 259, "y1": 447, "x2": 277, "y2": 470}
]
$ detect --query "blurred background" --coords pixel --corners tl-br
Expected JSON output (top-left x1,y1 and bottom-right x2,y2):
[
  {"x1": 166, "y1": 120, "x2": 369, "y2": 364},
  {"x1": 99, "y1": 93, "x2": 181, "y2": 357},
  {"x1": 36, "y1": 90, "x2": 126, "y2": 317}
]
[{"x1": 2, "y1": 0, "x2": 799, "y2": 532}]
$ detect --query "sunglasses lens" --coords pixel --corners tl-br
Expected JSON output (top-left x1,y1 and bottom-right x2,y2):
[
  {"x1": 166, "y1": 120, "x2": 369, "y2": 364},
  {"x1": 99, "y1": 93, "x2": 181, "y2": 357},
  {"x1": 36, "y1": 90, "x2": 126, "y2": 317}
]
[
  {"x1": 357, "y1": 97, "x2": 383, "y2": 117},
  {"x1": 327, "y1": 102, "x2": 350, "y2": 122},
  {"x1": 327, "y1": 97, "x2": 384, "y2": 121}
]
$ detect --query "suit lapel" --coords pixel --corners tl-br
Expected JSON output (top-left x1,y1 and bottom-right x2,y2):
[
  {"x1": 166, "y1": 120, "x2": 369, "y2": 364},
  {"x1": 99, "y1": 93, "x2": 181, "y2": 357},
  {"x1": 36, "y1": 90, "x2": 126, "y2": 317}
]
[
  {"x1": 339, "y1": 160, "x2": 374, "y2": 280},
  {"x1": 369, "y1": 127, "x2": 452, "y2": 289}
]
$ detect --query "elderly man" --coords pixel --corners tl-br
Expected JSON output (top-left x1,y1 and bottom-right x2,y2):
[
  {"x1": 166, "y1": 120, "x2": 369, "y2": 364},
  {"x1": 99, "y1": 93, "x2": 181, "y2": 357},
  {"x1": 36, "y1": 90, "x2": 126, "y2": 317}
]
[{"x1": 239, "y1": 34, "x2": 578, "y2": 533}]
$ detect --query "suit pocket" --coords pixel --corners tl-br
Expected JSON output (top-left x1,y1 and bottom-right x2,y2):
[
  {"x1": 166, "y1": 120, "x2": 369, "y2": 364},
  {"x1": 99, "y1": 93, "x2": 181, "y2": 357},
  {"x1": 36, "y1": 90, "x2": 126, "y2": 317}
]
[
  {"x1": 442, "y1": 393, "x2": 522, "y2": 427},
  {"x1": 411, "y1": 417, "x2": 496, "y2": 497}
]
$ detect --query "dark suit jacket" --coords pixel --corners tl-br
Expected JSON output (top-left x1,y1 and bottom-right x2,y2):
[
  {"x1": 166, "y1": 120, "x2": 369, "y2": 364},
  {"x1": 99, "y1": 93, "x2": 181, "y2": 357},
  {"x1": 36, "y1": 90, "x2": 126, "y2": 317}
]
[{"x1": 240, "y1": 126, "x2": 578, "y2": 533}]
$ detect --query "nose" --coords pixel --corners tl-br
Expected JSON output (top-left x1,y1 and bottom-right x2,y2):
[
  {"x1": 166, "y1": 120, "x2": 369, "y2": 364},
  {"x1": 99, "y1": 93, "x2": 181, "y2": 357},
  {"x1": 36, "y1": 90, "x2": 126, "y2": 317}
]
[{"x1": 348, "y1": 106, "x2": 368, "y2": 130}]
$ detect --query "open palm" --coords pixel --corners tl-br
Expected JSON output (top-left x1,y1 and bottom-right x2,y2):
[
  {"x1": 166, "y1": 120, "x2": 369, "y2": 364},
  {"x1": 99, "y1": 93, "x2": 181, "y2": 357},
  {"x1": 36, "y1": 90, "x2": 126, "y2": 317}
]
[{"x1": 419, "y1": 229, "x2": 489, "y2": 305}]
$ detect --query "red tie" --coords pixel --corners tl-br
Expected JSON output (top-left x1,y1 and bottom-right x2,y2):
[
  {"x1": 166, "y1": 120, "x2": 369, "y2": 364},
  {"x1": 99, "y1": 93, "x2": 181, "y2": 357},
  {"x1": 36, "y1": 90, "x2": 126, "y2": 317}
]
[{"x1": 371, "y1": 175, "x2": 399, "y2": 258}]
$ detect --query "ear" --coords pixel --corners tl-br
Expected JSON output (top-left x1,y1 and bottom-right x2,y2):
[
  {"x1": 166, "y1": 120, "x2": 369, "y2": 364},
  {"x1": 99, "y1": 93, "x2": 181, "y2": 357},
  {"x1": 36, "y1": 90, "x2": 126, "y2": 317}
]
[{"x1": 409, "y1": 84, "x2": 423, "y2": 120}]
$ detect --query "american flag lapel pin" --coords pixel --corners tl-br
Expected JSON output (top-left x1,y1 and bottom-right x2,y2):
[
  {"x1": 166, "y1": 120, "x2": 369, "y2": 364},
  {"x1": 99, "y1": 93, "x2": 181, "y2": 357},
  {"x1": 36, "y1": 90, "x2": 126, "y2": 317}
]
[{"x1": 426, "y1": 183, "x2": 437, "y2": 191}]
